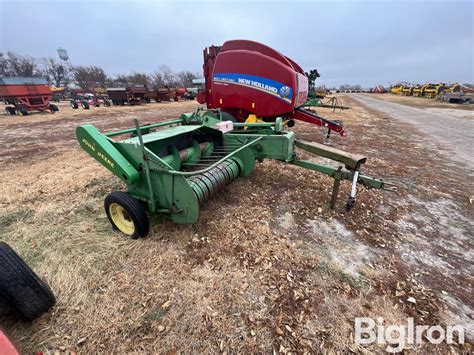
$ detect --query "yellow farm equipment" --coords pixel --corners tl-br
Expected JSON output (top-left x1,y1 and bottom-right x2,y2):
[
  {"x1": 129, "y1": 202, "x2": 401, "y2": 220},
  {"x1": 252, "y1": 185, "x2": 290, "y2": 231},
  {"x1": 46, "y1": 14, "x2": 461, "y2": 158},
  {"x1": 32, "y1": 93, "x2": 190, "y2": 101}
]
[
  {"x1": 441, "y1": 83, "x2": 460, "y2": 95},
  {"x1": 412, "y1": 84, "x2": 428, "y2": 97},
  {"x1": 401, "y1": 85, "x2": 414, "y2": 96},
  {"x1": 390, "y1": 84, "x2": 403, "y2": 95},
  {"x1": 390, "y1": 81, "x2": 468, "y2": 103},
  {"x1": 423, "y1": 83, "x2": 445, "y2": 98}
]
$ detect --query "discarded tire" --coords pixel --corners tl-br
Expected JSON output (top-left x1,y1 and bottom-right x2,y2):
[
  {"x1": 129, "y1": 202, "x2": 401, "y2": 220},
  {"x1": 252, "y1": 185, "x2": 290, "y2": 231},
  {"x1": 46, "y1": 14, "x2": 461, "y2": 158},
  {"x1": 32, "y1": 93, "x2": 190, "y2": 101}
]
[{"x1": 0, "y1": 242, "x2": 56, "y2": 321}]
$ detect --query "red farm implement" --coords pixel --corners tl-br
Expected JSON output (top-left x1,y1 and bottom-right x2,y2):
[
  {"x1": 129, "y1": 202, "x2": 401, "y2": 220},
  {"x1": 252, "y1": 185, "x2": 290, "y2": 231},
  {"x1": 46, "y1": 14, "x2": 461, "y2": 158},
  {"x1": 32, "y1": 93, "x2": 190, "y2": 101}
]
[
  {"x1": 107, "y1": 85, "x2": 148, "y2": 105},
  {"x1": 152, "y1": 87, "x2": 187, "y2": 102},
  {"x1": 0, "y1": 77, "x2": 58, "y2": 115},
  {"x1": 197, "y1": 40, "x2": 344, "y2": 137}
]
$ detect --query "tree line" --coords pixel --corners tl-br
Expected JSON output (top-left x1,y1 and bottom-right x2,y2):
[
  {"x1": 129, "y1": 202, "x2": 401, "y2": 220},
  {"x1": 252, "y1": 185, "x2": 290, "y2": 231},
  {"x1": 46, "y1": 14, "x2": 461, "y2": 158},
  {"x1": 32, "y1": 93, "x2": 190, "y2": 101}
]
[{"x1": 0, "y1": 51, "x2": 200, "y2": 90}]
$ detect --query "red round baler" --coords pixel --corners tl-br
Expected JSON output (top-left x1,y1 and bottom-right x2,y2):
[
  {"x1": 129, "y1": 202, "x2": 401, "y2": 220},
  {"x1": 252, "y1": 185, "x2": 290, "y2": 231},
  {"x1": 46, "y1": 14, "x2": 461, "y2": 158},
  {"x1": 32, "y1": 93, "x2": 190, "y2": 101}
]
[{"x1": 198, "y1": 40, "x2": 344, "y2": 136}]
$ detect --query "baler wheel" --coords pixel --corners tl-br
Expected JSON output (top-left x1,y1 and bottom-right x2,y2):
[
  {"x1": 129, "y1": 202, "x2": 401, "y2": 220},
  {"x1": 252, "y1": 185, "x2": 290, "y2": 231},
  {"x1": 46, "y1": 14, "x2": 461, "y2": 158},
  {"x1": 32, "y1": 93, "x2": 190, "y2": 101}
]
[
  {"x1": 219, "y1": 111, "x2": 236, "y2": 122},
  {"x1": 49, "y1": 104, "x2": 59, "y2": 113},
  {"x1": 70, "y1": 100, "x2": 78, "y2": 109},
  {"x1": 0, "y1": 242, "x2": 56, "y2": 321},
  {"x1": 17, "y1": 107, "x2": 28, "y2": 116},
  {"x1": 81, "y1": 101, "x2": 90, "y2": 109},
  {"x1": 104, "y1": 191, "x2": 149, "y2": 239},
  {"x1": 5, "y1": 107, "x2": 16, "y2": 115}
]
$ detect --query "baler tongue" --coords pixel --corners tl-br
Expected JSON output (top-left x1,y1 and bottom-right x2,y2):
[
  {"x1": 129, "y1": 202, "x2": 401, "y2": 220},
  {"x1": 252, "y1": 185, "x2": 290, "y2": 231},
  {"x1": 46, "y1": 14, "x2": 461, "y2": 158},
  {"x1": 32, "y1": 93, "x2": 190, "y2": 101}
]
[{"x1": 292, "y1": 107, "x2": 345, "y2": 136}]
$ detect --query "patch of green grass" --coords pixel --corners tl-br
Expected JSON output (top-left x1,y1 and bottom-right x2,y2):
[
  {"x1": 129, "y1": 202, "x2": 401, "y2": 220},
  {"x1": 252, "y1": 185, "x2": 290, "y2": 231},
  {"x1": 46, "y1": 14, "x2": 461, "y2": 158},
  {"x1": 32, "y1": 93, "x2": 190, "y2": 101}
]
[
  {"x1": 315, "y1": 262, "x2": 360, "y2": 289},
  {"x1": 0, "y1": 208, "x2": 33, "y2": 229},
  {"x1": 144, "y1": 306, "x2": 168, "y2": 322}
]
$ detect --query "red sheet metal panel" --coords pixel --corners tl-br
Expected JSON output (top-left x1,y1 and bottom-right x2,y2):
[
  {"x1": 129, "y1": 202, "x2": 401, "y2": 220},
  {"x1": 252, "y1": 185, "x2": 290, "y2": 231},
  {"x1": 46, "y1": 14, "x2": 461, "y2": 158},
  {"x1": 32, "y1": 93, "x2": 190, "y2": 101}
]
[
  {"x1": 0, "y1": 77, "x2": 51, "y2": 97},
  {"x1": 200, "y1": 40, "x2": 308, "y2": 118},
  {"x1": 0, "y1": 330, "x2": 19, "y2": 355}
]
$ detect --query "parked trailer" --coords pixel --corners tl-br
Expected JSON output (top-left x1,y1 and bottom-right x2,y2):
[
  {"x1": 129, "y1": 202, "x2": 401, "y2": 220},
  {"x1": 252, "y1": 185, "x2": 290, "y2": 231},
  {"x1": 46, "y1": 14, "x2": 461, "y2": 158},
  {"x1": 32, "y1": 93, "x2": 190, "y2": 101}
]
[
  {"x1": 0, "y1": 77, "x2": 58, "y2": 115},
  {"x1": 144, "y1": 90, "x2": 157, "y2": 103},
  {"x1": 153, "y1": 87, "x2": 187, "y2": 102},
  {"x1": 107, "y1": 86, "x2": 148, "y2": 105},
  {"x1": 175, "y1": 87, "x2": 186, "y2": 100},
  {"x1": 155, "y1": 87, "x2": 174, "y2": 102}
]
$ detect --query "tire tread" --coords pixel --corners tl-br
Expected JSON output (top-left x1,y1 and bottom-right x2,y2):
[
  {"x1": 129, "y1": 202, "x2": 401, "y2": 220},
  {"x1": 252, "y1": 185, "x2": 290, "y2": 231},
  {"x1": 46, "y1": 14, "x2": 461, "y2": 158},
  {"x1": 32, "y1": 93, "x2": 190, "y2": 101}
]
[{"x1": 0, "y1": 242, "x2": 56, "y2": 321}]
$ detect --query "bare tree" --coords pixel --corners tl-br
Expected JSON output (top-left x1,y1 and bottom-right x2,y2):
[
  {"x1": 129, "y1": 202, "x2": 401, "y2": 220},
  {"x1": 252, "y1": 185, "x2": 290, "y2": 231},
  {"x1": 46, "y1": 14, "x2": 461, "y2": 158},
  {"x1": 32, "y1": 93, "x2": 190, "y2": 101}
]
[
  {"x1": 73, "y1": 66, "x2": 108, "y2": 90},
  {"x1": 42, "y1": 58, "x2": 71, "y2": 87},
  {"x1": 176, "y1": 71, "x2": 199, "y2": 87},
  {"x1": 158, "y1": 64, "x2": 177, "y2": 86},
  {"x1": 109, "y1": 72, "x2": 151, "y2": 88},
  {"x1": 0, "y1": 51, "x2": 40, "y2": 77},
  {"x1": 150, "y1": 71, "x2": 165, "y2": 89},
  {"x1": 127, "y1": 72, "x2": 150, "y2": 86},
  {"x1": 0, "y1": 53, "x2": 8, "y2": 76},
  {"x1": 108, "y1": 74, "x2": 129, "y2": 87}
]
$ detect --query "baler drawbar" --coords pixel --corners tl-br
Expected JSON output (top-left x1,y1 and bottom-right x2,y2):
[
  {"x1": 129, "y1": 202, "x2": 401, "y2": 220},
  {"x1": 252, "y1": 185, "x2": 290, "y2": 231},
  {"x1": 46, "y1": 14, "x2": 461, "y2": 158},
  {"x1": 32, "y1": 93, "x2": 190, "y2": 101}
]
[{"x1": 77, "y1": 109, "x2": 386, "y2": 239}]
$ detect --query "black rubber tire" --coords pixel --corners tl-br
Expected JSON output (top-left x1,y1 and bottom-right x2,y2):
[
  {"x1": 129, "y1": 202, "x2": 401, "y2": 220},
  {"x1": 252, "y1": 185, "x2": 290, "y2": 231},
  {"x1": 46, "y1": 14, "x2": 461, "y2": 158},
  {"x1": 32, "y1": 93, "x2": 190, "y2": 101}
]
[
  {"x1": 5, "y1": 106, "x2": 16, "y2": 115},
  {"x1": 17, "y1": 107, "x2": 28, "y2": 116},
  {"x1": 220, "y1": 111, "x2": 237, "y2": 122},
  {"x1": 81, "y1": 101, "x2": 90, "y2": 109},
  {"x1": 49, "y1": 104, "x2": 59, "y2": 112},
  {"x1": 104, "y1": 191, "x2": 149, "y2": 239},
  {"x1": 70, "y1": 100, "x2": 78, "y2": 109},
  {"x1": 0, "y1": 242, "x2": 56, "y2": 321},
  {"x1": 104, "y1": 100, "x2": 111, "y2": 107}
]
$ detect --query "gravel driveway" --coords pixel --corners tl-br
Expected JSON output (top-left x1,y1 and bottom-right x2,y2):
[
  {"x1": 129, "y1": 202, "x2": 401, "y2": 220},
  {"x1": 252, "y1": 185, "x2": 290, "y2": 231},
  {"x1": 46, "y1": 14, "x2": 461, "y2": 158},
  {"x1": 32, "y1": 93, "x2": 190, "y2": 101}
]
[{"x1": 350, "y1": 94, "x2": 474, "y2": 172}]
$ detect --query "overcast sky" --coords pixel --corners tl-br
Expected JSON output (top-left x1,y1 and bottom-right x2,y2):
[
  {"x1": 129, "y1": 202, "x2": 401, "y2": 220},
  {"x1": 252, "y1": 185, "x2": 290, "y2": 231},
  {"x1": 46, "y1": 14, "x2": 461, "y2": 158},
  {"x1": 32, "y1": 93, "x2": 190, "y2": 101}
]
[{"x1": 1, "y1": 0, "x2": 473, "y2": 87}]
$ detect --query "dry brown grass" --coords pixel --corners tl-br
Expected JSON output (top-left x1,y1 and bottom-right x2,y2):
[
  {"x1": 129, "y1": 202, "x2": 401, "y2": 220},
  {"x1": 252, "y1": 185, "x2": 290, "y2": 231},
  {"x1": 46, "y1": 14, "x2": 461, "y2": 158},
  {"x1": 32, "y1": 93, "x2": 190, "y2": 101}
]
[{"x1": 0, "y1": 98, "x2": 471, "y2": 352}]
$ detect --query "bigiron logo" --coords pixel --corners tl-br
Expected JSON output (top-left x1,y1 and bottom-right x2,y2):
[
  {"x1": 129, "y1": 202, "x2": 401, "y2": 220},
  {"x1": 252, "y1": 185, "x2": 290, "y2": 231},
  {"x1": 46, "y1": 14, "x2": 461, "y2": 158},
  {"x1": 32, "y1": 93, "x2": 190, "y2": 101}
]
[{"x1": 354, "y1": 317, "x2": 465, "y2": 352}]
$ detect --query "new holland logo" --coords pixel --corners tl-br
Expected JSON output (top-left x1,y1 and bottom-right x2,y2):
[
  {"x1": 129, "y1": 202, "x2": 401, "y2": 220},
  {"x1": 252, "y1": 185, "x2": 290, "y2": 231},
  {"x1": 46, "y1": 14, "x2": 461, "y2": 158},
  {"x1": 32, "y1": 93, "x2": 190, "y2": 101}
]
[{"x1": 279, "y1": 86, "x2": 291, "y2": 98}]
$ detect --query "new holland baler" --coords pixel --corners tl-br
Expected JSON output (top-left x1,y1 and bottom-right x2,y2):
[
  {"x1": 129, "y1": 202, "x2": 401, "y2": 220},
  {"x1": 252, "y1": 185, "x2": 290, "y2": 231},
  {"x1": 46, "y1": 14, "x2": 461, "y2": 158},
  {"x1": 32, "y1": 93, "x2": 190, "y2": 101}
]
[{"x1": 197, "y1": 40, "x2": 345, "y2": 137}]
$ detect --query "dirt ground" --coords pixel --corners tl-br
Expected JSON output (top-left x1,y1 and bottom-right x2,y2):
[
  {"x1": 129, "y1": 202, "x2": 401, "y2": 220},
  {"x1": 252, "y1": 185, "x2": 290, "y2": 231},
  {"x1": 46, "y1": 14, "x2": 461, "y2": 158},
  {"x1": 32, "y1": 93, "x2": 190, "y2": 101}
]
[
  {"x1": 0, "y1": 97, "x2": 472, "y2": 353},
  {"x1": 352, "y1": 94, "x2": 474, "y2": 170}
]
